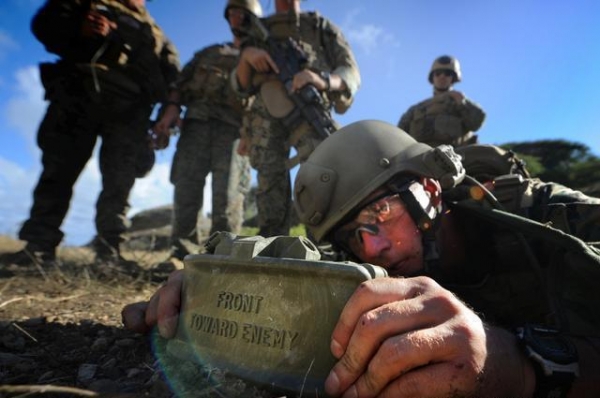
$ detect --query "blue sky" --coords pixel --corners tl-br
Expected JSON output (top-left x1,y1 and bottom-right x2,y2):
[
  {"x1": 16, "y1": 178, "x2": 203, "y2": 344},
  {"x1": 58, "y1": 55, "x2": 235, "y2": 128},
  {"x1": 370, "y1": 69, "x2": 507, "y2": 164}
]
[{"x1": 1, "y1": 0, "x2": 599, "y2": 245}]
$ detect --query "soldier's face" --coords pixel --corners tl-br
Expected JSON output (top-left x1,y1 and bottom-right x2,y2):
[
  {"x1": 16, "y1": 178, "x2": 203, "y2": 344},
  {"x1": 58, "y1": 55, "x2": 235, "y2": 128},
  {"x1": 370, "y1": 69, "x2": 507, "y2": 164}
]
[
  {"x1": 334, "y1": 192, "x2": 425, "y2": 277},
  {"x1": 227, "y1": 7, "x2": 246, "y2": 30},
  {"x1": 432, "y1": 69, "x2": 454, "y2": 91},
  {"x1": 275, "y1": 0, "x2": 299, "y2": 13}
]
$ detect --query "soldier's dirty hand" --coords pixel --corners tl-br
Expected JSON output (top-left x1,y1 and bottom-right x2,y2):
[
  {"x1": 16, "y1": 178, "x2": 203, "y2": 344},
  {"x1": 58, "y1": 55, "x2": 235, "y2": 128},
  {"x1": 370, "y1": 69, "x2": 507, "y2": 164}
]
[
  {"x1": 325, "y1": 277, "x2": 501, "y2": 398},
  {"x1": 241, "y1": 47, "x2": 279, "y2": 74},
  {"x1": 82, "y1": 11, "x2": 116, "y2": 38},
  {"x1": 121, "y1": 270, "x2": 184, "y2": 338}
]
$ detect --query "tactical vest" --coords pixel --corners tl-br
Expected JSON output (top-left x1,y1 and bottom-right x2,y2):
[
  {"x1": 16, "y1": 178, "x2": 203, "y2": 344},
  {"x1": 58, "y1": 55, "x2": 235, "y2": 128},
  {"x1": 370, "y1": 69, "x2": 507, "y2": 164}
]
[
  {"x1": 178, "y1": 44, "x2": 243, "y2": 127},
  {"x1": 91, "y1": 0, "x2": 173, "y2": 102},
  {"x1": 247, "y1": 11, "x2": 338, "y2": 118},
  {"x1": 33, "y1": 0, "x2": 177, "y2": 103},
  {"x1": 405, "y1": 92, "x2": 468, "y2": 146}
]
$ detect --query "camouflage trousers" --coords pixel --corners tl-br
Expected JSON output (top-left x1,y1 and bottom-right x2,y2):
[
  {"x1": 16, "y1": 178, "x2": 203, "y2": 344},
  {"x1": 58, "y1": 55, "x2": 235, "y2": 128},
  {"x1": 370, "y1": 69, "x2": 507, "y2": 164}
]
[
  {"x1": 247, "y1": 110, "x2": 323, "y2": 237},
  {"x1": 19, "y1": 91, "x2": 151, "y2": 252},
  {"x1": 170, "y1": 118, "x2": 250, "y2": 254}
]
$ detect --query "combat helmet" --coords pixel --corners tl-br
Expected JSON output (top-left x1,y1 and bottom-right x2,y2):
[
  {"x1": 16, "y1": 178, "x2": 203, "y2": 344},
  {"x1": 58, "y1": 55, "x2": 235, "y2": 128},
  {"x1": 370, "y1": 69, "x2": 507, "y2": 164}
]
[
  {"x1": 224, "y1": 0, "x2": 263, "y2": 19},
  {"x1": 428, "y1": 55, "x2": 462, "y2": 84},
  {"x1": 294, "y1": 120, "x2": 465, "y2": 243}
]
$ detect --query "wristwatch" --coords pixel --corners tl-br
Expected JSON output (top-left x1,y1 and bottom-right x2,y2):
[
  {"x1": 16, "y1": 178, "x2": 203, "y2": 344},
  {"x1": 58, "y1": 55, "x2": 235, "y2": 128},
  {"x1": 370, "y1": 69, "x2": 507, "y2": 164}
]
[
  {"x1": 516, "y1": 325, "x2": 579, "y2": 398},
  {"x1": 319, "y1": 70, "x2": 331, "y2": 91}
]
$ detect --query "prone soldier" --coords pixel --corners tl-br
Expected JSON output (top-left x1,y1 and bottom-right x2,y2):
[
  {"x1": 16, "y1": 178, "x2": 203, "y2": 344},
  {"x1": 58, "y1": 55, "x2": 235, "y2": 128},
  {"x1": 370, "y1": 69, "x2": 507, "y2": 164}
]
[{"x1": 124, "y1": 120, "x2": 600, "y2": 397}]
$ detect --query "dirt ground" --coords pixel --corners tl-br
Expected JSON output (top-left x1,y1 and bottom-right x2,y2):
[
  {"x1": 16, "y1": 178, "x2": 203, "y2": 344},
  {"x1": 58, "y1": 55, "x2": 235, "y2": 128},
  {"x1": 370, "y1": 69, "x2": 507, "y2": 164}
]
[{"x1": 0, "y1": 236, "x2": 280, "y2": 398}]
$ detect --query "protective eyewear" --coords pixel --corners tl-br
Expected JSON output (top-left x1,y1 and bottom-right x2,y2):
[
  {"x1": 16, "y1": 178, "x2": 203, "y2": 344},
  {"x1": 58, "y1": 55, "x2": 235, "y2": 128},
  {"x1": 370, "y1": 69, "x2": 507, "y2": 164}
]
[
  {"x1": 434, "y1": 69, "x2": 454, "y2": 78},
  {"x1": 333, "y1": 193, "x2": 408, "y2": 253}
]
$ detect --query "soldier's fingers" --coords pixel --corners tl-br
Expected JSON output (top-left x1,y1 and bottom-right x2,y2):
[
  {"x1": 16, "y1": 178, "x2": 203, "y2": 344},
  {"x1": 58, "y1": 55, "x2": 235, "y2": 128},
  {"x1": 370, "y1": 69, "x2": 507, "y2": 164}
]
[
  {"x1": 264, "y1": 53, "x2": 279, "y2": 74},
  {"x1": 121, "y1": 301, "x2": 151, "y2": 333},
  {"x1": 326, "y1": 291, "x2": 438, "y2": 396},
  {"x1": 156, "y1": 270, "x2": 184, "y2": 338},
  {"x1": 377, "y1": 363, "x2": 470, "y2": 398},
  {"x1": 144, "y1": 289, "x2": 161, "y2": 331},
  {"x1": 330, "y1": 278, "x2": 433, "y2": 358},
  {"x1": 349, "y1": 325, "x2": 470, "y2": 397}
]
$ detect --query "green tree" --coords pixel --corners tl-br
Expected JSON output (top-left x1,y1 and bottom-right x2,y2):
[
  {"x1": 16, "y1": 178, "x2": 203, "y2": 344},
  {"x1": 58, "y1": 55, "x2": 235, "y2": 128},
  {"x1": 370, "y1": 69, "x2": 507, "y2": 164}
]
[{"x1": 501, "y1": 139, "x2": 600, "y2": 195}]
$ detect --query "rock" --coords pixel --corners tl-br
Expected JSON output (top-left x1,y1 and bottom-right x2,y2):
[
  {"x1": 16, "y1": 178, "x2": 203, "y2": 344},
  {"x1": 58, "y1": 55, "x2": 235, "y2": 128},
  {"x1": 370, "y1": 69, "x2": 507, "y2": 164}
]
[
  {"x1": 92, "y1": 337, "x2": 110, "y2": 352},
  {"x1": 77, "y1": 363, "x2": 98, "y2": 383},
  {"x1": 128, "y1": 205, "x2": 173, "y2": 232}
]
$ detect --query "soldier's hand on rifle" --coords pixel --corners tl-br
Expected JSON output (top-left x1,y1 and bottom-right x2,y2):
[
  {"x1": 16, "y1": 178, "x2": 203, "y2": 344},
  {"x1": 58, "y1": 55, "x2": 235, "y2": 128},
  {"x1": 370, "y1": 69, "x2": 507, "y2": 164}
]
[
  {"x1": 81, "y1": 10, "x2": 116, "y2": 38},
  {"x1": 292, "y1": 69, "x2": 327, "y2": 92},
  {"x1": 449, "y1": 90, "x2": 466, "y2": 104},
  {"x1": 324, "y1": 277, "x2": 532, "y2": 397},
  {"x1": 121, "y1": 270, "x2": 184, "y2": 338},
  {"x1": 240, "y1": 47, "x2": 279, "y2": 74}
]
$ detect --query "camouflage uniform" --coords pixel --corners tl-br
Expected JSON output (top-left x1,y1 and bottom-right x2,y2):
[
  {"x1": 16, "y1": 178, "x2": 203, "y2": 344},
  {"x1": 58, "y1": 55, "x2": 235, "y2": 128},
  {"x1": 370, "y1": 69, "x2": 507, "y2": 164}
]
[
  {"x1": 233, "y1": 11, "x2": 360, "y2": 237},
  {"x1": 398, "y1": 56, "x2": 485, "y2": 147},
  {"x1": 170, "y1": 43, "x2": 250, "y2": 257},
  {"x1": 398, "y1": 93, "x2": 486, "y2": 147},
  {"x1": 434, "y1": 178, "x2": 600, "y2": 336},
  {"x1": 18, "y1": 0, "x2": 180, "y2": 259}
]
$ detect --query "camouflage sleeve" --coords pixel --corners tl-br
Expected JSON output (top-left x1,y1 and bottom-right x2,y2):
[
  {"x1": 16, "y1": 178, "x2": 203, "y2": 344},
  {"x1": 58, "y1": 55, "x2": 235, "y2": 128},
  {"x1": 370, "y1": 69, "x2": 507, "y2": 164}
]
[
  {"x1": 458, "y1": 97, "x2": 486, "y2": 132},
  {"x1": 319, "y1": 16, "x2": 361, "y2": 114},
  {"x1": 398, "y1": 107, "x2": 414, "y2": 133},
  {"x1": 527, "y1": 179, "x2": 600, "y2": 243},
  {"x1": 176, "y1": 49, "x2": 206, "y2": 96},
  {"x1": 30, "y1": 0, "x2": 86, "y2": 57},
  {"x1": 159, "y1": 37, "x2": 181, "y2": 90}
]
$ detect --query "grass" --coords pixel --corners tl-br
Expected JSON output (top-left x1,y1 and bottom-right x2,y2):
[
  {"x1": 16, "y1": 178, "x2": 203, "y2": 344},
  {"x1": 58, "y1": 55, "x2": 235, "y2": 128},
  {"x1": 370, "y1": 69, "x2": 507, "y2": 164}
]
[{"x1": 240, "y1": 224, "x2": 306, "y2": 238}]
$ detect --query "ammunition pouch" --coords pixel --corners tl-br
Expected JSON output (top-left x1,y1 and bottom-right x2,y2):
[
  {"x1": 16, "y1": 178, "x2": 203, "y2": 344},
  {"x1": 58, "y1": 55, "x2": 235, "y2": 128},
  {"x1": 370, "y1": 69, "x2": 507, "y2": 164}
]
[{"x1": 75, "y1": 64, "x2": 146, "y2": 117}]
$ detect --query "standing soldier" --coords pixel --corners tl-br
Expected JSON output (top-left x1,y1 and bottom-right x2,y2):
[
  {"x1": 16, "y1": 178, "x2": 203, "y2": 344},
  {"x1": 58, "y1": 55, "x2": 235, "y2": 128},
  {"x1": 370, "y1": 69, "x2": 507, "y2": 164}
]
[
  {"x1": 0, "y1": 0, "x2": 180, "y2": 274},
  {"x1": 233, "y1": 0, "x2": 361, "y2": 237},
  {"x1": 398, "y1": 55, "x2": 485, "y2": 147},
  {"x1": 151, "y1": 0, "x2": 258, "y2": 266}
]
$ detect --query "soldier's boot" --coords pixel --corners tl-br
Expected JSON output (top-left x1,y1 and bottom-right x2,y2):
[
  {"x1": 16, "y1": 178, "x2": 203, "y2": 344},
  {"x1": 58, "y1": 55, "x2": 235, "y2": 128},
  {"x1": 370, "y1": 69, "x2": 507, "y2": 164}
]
[
  {"x1": 151, "y1": 240, "x2": 190, "y2": 282},
  {"x1": 93, "y1": 239, "x2": 143, "y2": 279},
  {"x1": 0, "y1": 242, "x2": 56, "y2": 269}
]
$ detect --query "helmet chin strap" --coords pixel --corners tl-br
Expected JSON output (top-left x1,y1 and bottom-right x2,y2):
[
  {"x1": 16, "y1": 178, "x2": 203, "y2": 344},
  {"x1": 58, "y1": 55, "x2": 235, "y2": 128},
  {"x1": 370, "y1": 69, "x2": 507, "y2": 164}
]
[{"x1": 387, "y1": 178, "x2": 444, "y2": 277}]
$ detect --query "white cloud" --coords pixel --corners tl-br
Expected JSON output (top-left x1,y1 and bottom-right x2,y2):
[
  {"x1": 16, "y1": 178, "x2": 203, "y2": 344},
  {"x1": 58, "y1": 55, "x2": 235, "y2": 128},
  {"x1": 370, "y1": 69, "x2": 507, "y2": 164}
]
[
  {"x1": 0, "y1": 30, "x2": 19, "y2": 62},
  {"x1": 0, "y1": 157, "x2": 35, "y2": 237},
  {"x1": 341, "y1": 8, "x2": 400, "y2": 55},
  {"x1": 5, "y1": 66, "x2": 46, "y2": 155}
]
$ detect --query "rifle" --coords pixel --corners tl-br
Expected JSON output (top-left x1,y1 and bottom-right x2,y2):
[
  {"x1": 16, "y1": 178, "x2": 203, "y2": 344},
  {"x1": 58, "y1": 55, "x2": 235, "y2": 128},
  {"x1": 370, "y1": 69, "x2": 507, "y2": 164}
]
[{"x1": 242, "y1": 14, "x2": 337, "y2": 140}]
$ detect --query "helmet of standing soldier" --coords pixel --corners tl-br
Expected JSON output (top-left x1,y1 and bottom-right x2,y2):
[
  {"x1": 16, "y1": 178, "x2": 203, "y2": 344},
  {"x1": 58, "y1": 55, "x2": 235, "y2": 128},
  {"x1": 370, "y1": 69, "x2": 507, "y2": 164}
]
[
  {"x1": 224, "y1": 0, "x2": 263, "y2": 19},
  {"x1": 293, "y1": 120, "x2": 465, "y2": 243},
  {"x1": 428, "y1": 55, "x2": 462, "y2": 84}
]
